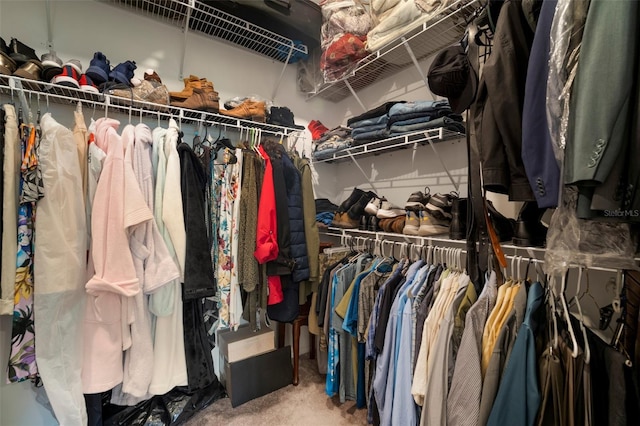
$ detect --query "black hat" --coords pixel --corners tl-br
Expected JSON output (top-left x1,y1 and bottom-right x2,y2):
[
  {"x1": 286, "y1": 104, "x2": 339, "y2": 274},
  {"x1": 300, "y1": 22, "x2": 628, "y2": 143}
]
[{"x1": 427, "y1": 44, "x2": 478, "y2": 114}]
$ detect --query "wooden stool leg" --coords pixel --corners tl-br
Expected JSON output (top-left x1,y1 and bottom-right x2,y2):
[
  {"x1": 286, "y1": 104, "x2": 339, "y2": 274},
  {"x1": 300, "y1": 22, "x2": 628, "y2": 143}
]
[
  {"x1": 293, "y1": 319, "x2": 301, "y2": 386},
  {"x1": 278, "y1": 322, "x2": 286, "y2": 349},
  {"x1": 309, "y1": 331, "x2": 316, "y2": 360}
]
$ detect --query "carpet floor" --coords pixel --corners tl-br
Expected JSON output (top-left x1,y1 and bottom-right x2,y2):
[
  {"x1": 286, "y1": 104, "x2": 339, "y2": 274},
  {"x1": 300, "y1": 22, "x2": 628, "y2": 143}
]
[{"x1": 186, "y1": 354, "x2": 368, "y2": 426}]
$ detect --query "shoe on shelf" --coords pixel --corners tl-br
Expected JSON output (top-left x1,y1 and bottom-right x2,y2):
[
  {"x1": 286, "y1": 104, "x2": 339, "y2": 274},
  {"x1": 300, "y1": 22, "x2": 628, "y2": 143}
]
[
  {"x1": 376, "y1": 200, "x2": 405, "y2": 219},
  {"x1": 336, "y1": 188, "x2": 366, "y2": 214},
  {"x1": 51, "y1": 60, "x2": 83, "y2": 88},
  {"x1": 486, "y1": 200, "x2": 515, "y2": 243},
  {"x1": 331, "y1": 212, "x2": 359, "y2": 229},
  {"x1": 0, "y1": 39, "x2": 17, "y2": 75},
  {"x1": 403, "y1": 210, "x2": 420, "y2": 235},
  {"x1": 405, "y1": 187, "x2": 432, "y2": 211},
  {"x1": 449, "y1": 197, "x2": 468, "y2": 240},
  {"x1": 425, "y1": 191, "x2": 458, "y2": 221},
  {"x1": 13, "y1": 59, "x2": 42, "y2": 81},
  {"x1": 308, "y1": 120, "x2": 329, "y2": 140},
  {"x1": 169, "y1": 75, "x2": 214, "y2": 101},
  {"x1": 109, "y1": 60, "x2": 137, "y2": 86},
  {"x1": 365, "y1": 195, "x2": 386, "y2": 216},
  {"x1": 144, "y1": 68, "x2": 162, "y2": 84},
  {"x1": 9, "y1": 38, "x2": 38, "y2": 65},
  {"x1": 359, "y1": 215, "x2": 369, "y2": 231},
  {"x1": 347, "y1": 191, "x2": 376, "y2": 221},
  {"x1": 79, "y1": 74, "x2": 99, "y2": 94},
  {"x1": 170, "y1": 87, "x2": 220, "y2": 112},
  {"x1": 418, "y1": 209, "x2": 450, "y2": 236},
  {"x1": 41, "y1": 52, "x2": 63, "y2": 81},
  {"x1": 86, "y1": 52, "x2": 111, "y2": 85},
  {"x1": 391, "y1": 216, "x2": 406, "y2": 234},
  {"x1": 219, "y1": 99, "x2": 267, "y2": 123},
  {"x1": 511, "y1": 200, "x2": 547, "y2": 247},
  {"x1": 378, "y1": 218, "x2": 394, "y2": 233},
  {"x1": 368, "y1": 216, "x2": 382, "y2": 232}
]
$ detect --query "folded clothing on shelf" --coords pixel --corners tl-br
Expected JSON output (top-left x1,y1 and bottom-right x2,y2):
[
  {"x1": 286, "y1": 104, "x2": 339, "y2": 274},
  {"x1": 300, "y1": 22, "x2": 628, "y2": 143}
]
[
  {"x1": 346, "y1": 101, "x2": 404, "y2": 127},
  {"x1": 267, "y1": 106, "x2": 305, "y2": 129},
  {"x1": 315, "y1": 198, "x2": 339, "y2": 213},
  {"x1": 315, "y1": 125, "x2": 351, "y2": 144},
  {"x1": 389, "y1": 115, "x2": 465, "y2": 135},
  {"x1": 320, "y1": 33, "x2": 368, "y2": 83}
]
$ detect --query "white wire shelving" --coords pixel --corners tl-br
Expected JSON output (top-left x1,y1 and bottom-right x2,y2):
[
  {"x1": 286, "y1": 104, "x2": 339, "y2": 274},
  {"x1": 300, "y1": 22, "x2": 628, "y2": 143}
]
[
  {"x1": 311, "y1": 127, "x2": 465, "y2": 163},
  {"x1": 0, "y1": 75, "x2": 300, "y2": 135},
  {"x1": 307, "y1": 0, "x2": 480, "y2": 104},
  {"x1": 95, "y1": 0, "x2": 308, "y2": 62}
]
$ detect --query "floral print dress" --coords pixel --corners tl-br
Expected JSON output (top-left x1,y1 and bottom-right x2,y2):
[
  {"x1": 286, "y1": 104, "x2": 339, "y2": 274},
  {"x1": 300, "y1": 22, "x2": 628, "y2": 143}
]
[{"x1": 7, "y1": 124, "x2": 43, "y2": 383}]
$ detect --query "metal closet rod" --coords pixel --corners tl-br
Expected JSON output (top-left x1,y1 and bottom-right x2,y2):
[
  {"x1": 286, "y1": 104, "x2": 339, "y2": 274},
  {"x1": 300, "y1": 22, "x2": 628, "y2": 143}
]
[{"x1": 0, "y1": 76, "x2": 293, "y2": 136}]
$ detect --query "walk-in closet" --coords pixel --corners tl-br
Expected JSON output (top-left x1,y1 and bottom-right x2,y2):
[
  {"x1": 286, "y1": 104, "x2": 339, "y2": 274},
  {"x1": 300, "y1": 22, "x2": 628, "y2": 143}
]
[{"x1": 0, "y1": 0, "x2": 639, "y2": 425}]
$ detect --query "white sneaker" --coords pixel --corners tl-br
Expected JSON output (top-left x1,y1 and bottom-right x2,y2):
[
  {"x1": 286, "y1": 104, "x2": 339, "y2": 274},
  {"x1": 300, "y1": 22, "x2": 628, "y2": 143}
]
[
  {"x1": 365, "y1": 196, "x2": 385, "y2": 215},
  {"x1": 376, "y1": 201, "x2": 405, "y2": 219},
  {"x1": 418, "y1": 209, "x2": 450, "y2": 236}
]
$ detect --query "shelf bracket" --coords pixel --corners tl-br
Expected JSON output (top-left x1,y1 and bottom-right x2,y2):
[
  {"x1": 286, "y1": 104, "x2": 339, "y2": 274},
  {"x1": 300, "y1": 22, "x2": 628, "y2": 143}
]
[
  {"x1": 401, "y1": 37, "x2": 434, "y2": 101},
  {"x1": 424, "y1": 129, "x2": 460, "y2": 192},
  {"x1": 271, "y1": 42, "x2": 294, "y2": 103},
  {"x1": 345, "y1": 149, "x2": 380, "y2": 194},
  {"x1": 45, "y1": 0, "x2": 55, "y2": 51},
  {"x1": 345, "y1": 80, "x2": 367, "y2": 112},
  {"x1": 179, "y1": 0, "x2": 195, "y2": 81}
]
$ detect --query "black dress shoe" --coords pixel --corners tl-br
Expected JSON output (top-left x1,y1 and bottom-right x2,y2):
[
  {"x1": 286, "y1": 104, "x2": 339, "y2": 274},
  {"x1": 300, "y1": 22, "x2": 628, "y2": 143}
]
[
  {"x1": 359, "y1": 215, "x2": 369, "y2": 231},
  {"x1": 449, "y1": 198, "x2": 468, "y2": 240},
  {"x1": 512, "y1": 201, "x2": 547, "y2": 247},
  {"x1": 486, "y1": 200, "x2": 515, "y2": 242},
  {"x1": 368, "y1": 216, "x2": 381, "y2": 232}
]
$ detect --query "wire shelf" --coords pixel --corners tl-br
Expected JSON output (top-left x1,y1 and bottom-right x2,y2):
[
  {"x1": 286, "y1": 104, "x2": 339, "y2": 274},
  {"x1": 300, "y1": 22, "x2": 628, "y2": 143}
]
[
  {"x1": 96, "y1": 0, "x2": 308, "y2": 62},
  {"x1": 0, "y1": 75, "x2": 299, "y2": 134},
  {"x1": 312, "y1": 127, "x2": 464, "y2": 163},
  {"x1": 307, "y1": 0, "x2": 479, "y2": 102}
]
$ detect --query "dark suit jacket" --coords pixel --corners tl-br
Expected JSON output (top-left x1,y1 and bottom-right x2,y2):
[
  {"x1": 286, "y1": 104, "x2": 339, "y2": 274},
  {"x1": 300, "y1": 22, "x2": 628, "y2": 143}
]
[
  {"x1": 473, "y1": 0, "x2": 536, "y2": 201},
  {"x1": 522, "y1": 0, "x2": 560, "y2": 209}
]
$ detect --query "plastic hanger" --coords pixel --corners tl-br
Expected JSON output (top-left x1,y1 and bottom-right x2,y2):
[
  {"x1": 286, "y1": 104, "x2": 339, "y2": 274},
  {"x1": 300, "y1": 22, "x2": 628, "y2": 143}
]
[
  {"x1": 574, "y1": 267, "x2": 591, "y2": 364},
  {"x1": 559, "y1": 270, "x2": 580, "y2": 358}
]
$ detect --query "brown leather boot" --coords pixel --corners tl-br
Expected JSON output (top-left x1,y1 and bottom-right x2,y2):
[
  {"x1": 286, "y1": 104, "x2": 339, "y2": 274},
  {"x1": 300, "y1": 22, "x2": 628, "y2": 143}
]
[
  {"x1": 219, "y1": 100, "x2": 266, "y2": 123},
  {"x1": 170, "y1": 88, "x2": 219, "y2": 112},
  {"x1": 169, "y1": 75, "x2": 215, "y2": 101}
]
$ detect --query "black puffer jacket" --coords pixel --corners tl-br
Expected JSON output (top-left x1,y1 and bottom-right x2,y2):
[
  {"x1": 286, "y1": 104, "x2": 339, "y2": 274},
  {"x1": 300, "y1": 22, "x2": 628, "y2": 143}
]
[{"x1": 264, "y1": 141, "x2": 310, "y2": 283}]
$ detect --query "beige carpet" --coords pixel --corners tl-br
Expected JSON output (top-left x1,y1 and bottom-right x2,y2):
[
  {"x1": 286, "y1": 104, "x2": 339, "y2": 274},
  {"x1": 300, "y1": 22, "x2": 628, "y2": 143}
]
[{"x1": 186, "y1": 355, "x2": 367, "y2": 426}]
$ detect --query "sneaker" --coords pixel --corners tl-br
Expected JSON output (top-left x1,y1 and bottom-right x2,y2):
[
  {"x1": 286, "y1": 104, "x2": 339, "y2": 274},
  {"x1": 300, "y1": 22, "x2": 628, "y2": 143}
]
[
  {"x1": 418, "y1": 209, "x2": 450, "y2": 236},
  {"x1": 376, "y1": 201, "x2": 405, "y2": 219},
  {"x1": 403, "y1": 210, "x2": 420, "y2": 235},
  {"x1": 405, "y1": 187, "x2": 432, "y2": 211},
  {"x1": 52, "y1": 61, "x2": 83, "y2": 88},
  {"x1": 365, "y1": 196, "x2": 386, "y2": 216},
  {"x1": 425, "y1": 191, "x2": 458, "y2": 221},
  {"x1": 86, "y1": 52, "x2": 111, "y2": 85},
  {"x1": 109, "y1": 60, "x2": 137, "y2": 86},
  {"x1": 79, "y1": 74, "x2": 99, "y2": 93},
  {"x1": 41, "y1": 52, "x2": 63, "y2": 81}
]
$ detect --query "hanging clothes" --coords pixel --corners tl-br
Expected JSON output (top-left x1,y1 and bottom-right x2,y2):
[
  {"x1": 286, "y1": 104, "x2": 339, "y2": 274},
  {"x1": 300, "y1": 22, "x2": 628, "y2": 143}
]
[
  {"x1": 7, "y1": 123, "x2": 39, "y2": 383},
  {"x1": 33, "y1": 112, "x2": 88, "y2": 425},
  {"x1": 81, "y1": 117, "x2": 153, "y2": 394},
  {"x1": 148, "y1": 122, "x2": 188, "y2": 395},
  {"x1": 178, "y1": 141, "x2": 218, "y2": 390},
  {"x1": 0, "y1": 104, "x2": 20, "y2": 315}
]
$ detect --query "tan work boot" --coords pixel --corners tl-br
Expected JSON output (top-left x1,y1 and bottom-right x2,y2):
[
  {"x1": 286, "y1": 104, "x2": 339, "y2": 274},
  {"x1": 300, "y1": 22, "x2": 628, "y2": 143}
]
[
  {"x1": 169, "y1": 75, "x2": 215, "y2": 101},
  {"x1": 170, "y1": 88, "x2": 220, "y2": 112},
  {"x1": 219, "y1": 100, "x2": 266, "y2": 123}
]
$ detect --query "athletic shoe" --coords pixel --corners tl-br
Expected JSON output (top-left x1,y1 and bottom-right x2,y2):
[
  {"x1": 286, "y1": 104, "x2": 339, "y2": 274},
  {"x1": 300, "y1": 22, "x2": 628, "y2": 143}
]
[
  {"x1": 86, "y1": 52, "x2": 111, "y2": 85},
  {"x1": 364, "y1": 196, "x2": 386, "y2": 216},
  {"x1": 79, "y1": 74, "x2": 99, "y2": 93},
  {"x1": 403, "y1": 210, "x2": 420, "y2": 235},
  {"x1": 376, "y1": 200, "x2": 405, "y2": 219},
  {"x1": 405, "y1": 187, "x2": 431, "y2": 211},
  {"x1": 52, "y1": 61, "x2": 83, "y2": 88},
  {"x1": 109, "y1": 60, "x2": 137, "y2": 86},
  {"x1": 418, "y1": 209, "x2": 450, "y2": 236},
  {"x1": 425, "y1": 191, "x2": 458, "y2": 221}
]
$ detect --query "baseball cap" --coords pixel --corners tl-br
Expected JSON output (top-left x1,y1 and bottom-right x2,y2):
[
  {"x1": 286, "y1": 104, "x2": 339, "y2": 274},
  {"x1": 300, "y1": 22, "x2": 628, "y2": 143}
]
[{"x1": 427, "y1": 44, "x2": 478, "y2": 114}]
